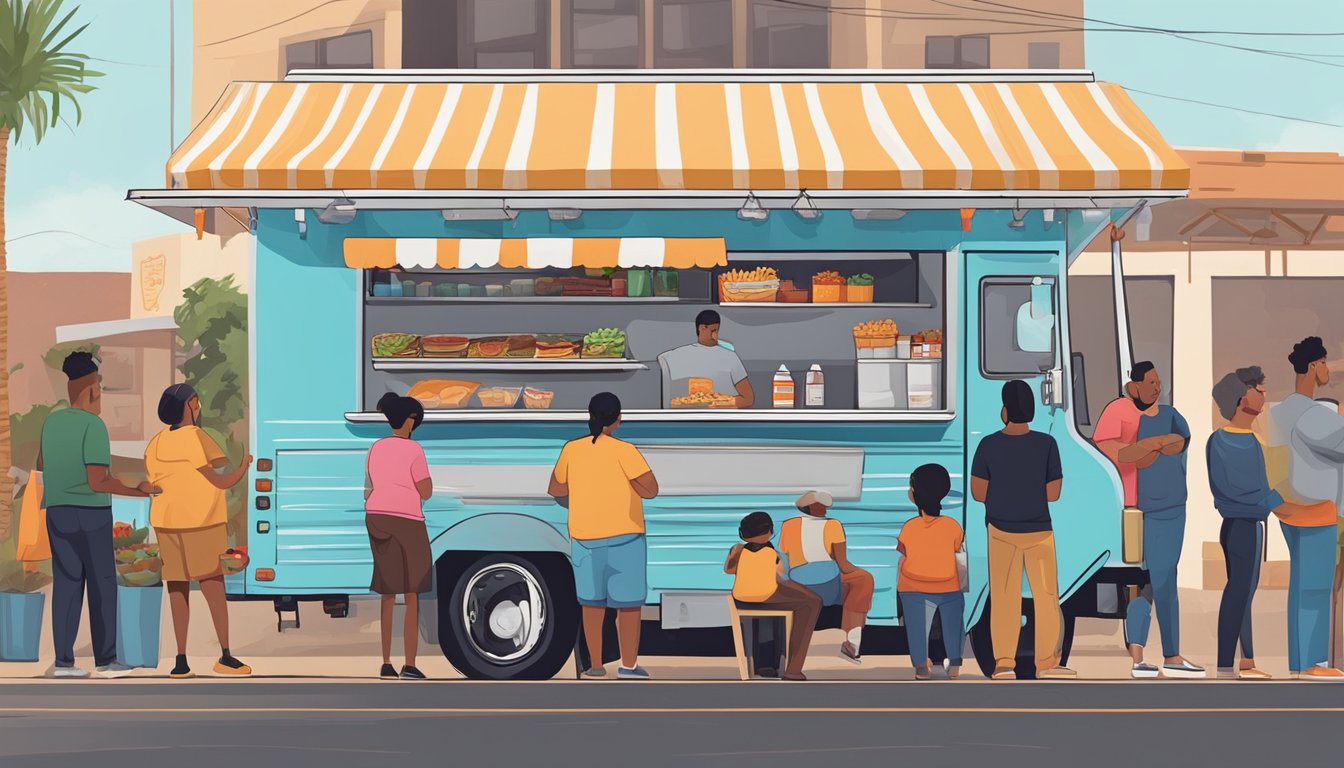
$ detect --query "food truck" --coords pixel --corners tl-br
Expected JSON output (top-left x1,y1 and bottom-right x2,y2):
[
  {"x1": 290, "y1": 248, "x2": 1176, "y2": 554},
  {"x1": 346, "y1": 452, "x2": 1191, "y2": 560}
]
[{"x1": 130, "y1": 69, "x2": 1188, "y2": 679}]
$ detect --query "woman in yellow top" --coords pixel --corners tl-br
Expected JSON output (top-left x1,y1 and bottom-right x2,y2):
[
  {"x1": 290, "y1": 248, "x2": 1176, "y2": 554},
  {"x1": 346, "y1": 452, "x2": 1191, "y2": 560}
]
[
  {"x1": 144, "y1": 384, "x2": 252, "y2": 679},
  {"x1": 725, "y1": 512, "x2": 821, "y2": 681}
]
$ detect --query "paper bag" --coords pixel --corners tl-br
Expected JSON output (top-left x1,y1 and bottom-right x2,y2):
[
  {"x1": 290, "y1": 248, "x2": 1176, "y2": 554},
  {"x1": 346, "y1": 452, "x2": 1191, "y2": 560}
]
[{"x1": 16, "y1": 471, "x2": 50, "y2": 562}]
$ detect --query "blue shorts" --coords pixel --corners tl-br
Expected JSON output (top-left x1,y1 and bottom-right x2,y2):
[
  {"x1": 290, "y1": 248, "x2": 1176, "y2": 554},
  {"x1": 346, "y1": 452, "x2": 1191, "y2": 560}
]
[{"x1": 571, "y1": 533, "x2": 647, "y2": 609}]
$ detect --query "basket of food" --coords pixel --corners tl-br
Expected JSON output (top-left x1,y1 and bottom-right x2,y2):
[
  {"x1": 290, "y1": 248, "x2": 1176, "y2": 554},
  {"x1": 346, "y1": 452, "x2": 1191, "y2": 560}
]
[
  {"x1": 523, "y1": 387, "x2": 555, "y2": 409},
  {"x1": 582, "y1": 328, "x2": 627, "y2": 358},
  {"x1": 845, "y1": 274, "x2": 875, "y2": 303},
  {"x1": 719, "y1": 267, "x2": 779, "y2": 303},
  {"x1": 220, "y1": 547, "x2": 250, "y2": 576},
  {"x1": 853, "y1": 319, "x2": 898, "y2": 358},
  {"x1": 670, "y1": 392, "x2": 737, "y2": 409},
  {"x1": 408, "y1": 379, "x2": 480, "y2": 409},
  {"x1": 477, "y1": 387, "x2": 523, "y2": 408},
  {"x1": 812, "y1": 271, "x2": 845, "y2": 303},
  {"x1": 777, "y1": 280, "x2": 809, "y2": 303}
]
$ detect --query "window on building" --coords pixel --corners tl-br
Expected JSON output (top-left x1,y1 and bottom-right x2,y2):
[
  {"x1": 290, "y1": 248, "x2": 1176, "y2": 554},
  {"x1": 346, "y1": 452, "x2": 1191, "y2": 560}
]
[
  {"x1": 1028, "y1": 41, "x2": 1061, "y2": 69},
  {"x1": 284, "y1": 31, "x2": 374, "y2": 73},
  {"x1": 460, "y1": 0, "x2": 550, "y2": 68},
  {"x1": 568, "y1": 0, "x2": 643, "y2": 68},
  {"x1": 925, "y1": 34, "x2": 990, "y2": 69},
  {"x1": 655, "y1": 0, "x2": 733, "y2": 68},
  {"x1": 749, "y1": 1, "x2": 829, "y2": 68}
]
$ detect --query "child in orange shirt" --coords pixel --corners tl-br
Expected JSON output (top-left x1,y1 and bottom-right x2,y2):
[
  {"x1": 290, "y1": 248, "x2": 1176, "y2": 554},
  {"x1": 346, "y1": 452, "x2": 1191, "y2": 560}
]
[
  {"x1": 898, "y1": 464, "x2": 965, "y2": 680},
  {"x1": 726, "y1": 512, "x2": 821, "y2": 681}
]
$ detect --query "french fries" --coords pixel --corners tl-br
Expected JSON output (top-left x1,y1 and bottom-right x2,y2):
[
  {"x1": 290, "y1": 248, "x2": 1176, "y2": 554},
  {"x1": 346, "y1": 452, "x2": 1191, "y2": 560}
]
[{"x1": 722, "y1": 267, "x2": 778, "y2": 283}]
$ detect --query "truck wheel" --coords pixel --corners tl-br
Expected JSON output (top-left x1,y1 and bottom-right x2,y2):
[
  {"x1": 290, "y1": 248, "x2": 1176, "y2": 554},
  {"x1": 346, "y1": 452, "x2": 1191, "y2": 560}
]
[{"x1": 439, "y1": 553, "x2": 578, "y2": 680}]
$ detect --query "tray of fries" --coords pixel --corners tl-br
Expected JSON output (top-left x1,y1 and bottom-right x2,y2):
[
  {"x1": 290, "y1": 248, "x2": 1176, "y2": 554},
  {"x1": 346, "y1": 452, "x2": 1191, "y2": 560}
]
[{"x1": 719, "y1": 267, "x2": 780, "y2": 303}]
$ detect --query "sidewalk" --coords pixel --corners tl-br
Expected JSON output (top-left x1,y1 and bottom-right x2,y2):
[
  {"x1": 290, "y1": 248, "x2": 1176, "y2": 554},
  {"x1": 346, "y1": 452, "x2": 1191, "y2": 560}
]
[{"x1": 0, "y1": 588, "x2": 1291, "y2": 681}]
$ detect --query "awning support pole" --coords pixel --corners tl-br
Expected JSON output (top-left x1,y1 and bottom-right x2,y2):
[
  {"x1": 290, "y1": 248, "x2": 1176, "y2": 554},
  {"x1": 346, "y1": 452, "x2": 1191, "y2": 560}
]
[{"x1": 1111, "y1": 225, "x2": 1134, "y2": 386}]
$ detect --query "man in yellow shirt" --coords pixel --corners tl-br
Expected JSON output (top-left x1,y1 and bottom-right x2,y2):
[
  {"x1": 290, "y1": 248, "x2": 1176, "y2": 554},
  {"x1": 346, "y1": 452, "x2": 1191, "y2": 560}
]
[{"x1": 549, "y1": 393, "x2": 659, "y2": 680}]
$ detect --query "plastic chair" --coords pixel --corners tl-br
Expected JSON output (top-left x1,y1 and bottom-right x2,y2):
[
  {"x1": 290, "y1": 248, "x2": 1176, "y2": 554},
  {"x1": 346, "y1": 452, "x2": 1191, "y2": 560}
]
[{"x1": 726, "y1": 594, "x2": 792, "y2": 681}]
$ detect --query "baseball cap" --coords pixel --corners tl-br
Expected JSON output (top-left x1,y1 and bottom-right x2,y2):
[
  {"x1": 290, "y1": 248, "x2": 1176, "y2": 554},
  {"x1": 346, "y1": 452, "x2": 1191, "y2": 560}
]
[{"x1": 796, "y1": 490, "x2": 834, "y2": 510}]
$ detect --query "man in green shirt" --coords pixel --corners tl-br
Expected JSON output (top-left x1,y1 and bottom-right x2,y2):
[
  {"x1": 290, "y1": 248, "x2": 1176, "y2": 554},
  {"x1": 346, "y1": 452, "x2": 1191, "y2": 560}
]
[{"x1": 38, "y1": 352, "x2": 157, "y2": 678}]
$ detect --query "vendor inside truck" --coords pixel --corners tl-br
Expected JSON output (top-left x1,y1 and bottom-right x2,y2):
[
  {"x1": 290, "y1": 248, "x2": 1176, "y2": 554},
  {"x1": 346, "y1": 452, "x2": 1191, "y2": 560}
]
[{"x1": 658, "y1": 310, "x2": 755, "y2": 408}]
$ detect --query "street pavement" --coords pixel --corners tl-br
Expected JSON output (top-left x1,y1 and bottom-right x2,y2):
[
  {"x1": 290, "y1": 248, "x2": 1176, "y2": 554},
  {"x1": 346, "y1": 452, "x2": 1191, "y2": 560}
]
[{"x1": 1, "y1": 679, "x2": 1341, "y2": 768}]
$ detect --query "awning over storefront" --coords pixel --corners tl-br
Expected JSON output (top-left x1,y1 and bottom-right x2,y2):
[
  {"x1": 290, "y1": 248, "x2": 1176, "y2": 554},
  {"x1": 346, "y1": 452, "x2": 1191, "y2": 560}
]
[
  {"x1": 344, "y1": 236, "x2": 726, "y2": 270},
  {"x1": 166, "y1": 73, "x2": 1187, "y2": 196}
]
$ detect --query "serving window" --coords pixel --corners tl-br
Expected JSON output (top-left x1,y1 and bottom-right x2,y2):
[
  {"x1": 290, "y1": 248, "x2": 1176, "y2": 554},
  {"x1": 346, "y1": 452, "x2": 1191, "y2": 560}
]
[{"x1": 358, "y1": 250, "x2": 949, "y2": 416}]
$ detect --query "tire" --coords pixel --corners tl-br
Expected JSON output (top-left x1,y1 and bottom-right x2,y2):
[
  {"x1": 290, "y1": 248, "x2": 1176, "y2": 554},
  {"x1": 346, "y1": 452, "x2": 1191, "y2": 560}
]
[
  {"x1": 969, "y1": 597, "x2": 1074, "y2": 680},
  {"x1": 438, "y1": 552, "x2": 579, "y2": 680}
]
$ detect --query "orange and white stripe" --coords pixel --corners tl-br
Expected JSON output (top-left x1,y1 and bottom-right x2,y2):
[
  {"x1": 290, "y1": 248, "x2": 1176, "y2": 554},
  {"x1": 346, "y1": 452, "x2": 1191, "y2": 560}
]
[
  {"x1": 170, "y1": 79, "x2": 1188, "y2": 192},
  {"x1": 343, "y1": 237, "x2": 727, "y2": 271}
]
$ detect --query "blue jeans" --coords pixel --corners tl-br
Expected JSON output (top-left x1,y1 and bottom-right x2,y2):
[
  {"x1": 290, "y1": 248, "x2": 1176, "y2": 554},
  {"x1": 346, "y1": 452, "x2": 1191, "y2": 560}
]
[
  {"x1": 1124, "y1": 506, "x2": 1185, "y2": 658},
  {"x1": 1282, "y1": 523, "x2": 1335, "y2": 672},
  {"x1": 900, "y1": 591, "x2": 964, "y2": 668},
  {"x1": 570, "y1": 534, "x2": 647, "y2": 609}
]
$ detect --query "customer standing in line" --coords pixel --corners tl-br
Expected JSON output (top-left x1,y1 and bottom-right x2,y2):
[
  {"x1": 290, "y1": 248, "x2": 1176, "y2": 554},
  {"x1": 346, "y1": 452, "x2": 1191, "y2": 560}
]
[
  {"x1": 548, "y1": 392, "x2": 659, "y2": 680},
  {"x1": 1207, "y1": 366, "x2": 1311, "y2": 680},
  {"x1": 365, "y1": 393, "x2": 434, "y2": 680},
  {"x1": 898, "y1": 463, "x2": 965, "y2": 680},
  {"x1": 970, "y1": 380, "x2": 1074, "y2": 680},
  {"x1": 38, "y1": 352, "x2": 157, "y2": 678},
  {"x1": 1268, "y1": 337, "x2": 1344, "y2": 680},
  {"x1": 145, "y1": 384, "x2": 253, "y2": 679}
]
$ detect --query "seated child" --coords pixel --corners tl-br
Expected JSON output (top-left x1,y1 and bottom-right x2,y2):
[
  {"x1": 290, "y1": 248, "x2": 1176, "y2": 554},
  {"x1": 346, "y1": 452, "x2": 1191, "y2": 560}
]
[
  {"x1": 897, "y1": 463, "x2": 965, "y2": 680},
  {"x1": 726, "y1": 511, "x2": 822, "y2": 681}
]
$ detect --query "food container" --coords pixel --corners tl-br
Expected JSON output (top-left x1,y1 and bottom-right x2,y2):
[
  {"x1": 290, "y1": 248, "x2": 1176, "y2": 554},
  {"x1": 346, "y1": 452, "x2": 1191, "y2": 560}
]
[
  {"x1": 523, "y1": 388, "x2": 555, "y2": 410},
  {"x1": 372, "y1": 283, "x2": 391, "y2": 297},
  {"x1": 612, "y1": 277, "x2": 627, "y2": 297},
  {"x1": 907, "y1": 363, "x2": 941, "y2": 410},
  {"x1": 897, "y1": 336, "x2": 912, "y2": 359},
  {"x1": 812, "y1": 279, "x2": 844, "y2": 303},
  {"x1": 416, "y1": 281, "x2": 432, "y2": 298},
  {"x1": 778, "y1": 285, "x2": 809, "y2": 303},
  {"x1": 402, "y1": 280, "x2": 417, "y2": 297},
  {"x1": 845, "y1": 284, "x2": 875, "y2": 303},
  {"x1": 408, "y1": 379, "x2": 479, "y2": 409},
  {"x1": 219, "y1": 548, "x2": 249, "y2": 576},
  {"x1": 470, "y1": 285, "x2": 486, "y2": 297},
  {"x1": 457, "y1": 284, "x2": 473, "y2": 298},
  {"x1": 654, "y1": 270, "x2": 679, "y2": 297},
  {"x1": 627, "y1": 269, "x2": 653, "y2": 298},
  {"x1": 486, "y1": 284, "x2": 504, "y2": 298},
  {"x1": 720, "y1": 280, "x2": 780, "y2": 303},
  {"x1": 435, "y1": 283, "x2": 457, "y2": 298},
  {"x1": 477, "y1": 387, "x2": 523, "y2": 408},
  {"x1": 510, "y1": 279, "x2": 535, "y2": 297},
  {"x1": 390, "y1": 279, "x2": 404, "y2": 297},
  {"x1": 912, "y1": 334, "x2": 925, "y2": 359}
]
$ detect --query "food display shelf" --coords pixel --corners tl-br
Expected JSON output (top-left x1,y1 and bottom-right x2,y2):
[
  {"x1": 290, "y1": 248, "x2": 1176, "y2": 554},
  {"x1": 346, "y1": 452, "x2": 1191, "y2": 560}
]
[
  {"x1": 371, "y1": 358, "x2": 648, "y2": 372},
  {"x1": 366, "y1": 297, "x2": 693, "y2": 305},
  {"x1": 856, "y1": 358, "x2": 944, "y2": 364},
  {"x1": 719, "y1": 302, "x2": 936, "y2": 309},
  {"x1": 345, "y1": 409, "x2": 956, "y2": 424}
]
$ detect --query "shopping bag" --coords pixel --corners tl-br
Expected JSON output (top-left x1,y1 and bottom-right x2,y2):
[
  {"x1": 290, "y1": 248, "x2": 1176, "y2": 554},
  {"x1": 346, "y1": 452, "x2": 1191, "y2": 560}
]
[
  {"x1": 16, "y1": 472, "x2": 50, "y2": 562},
  {"x1": 955, "y1": 551, "x2": 969, "y2": 593},
  {"x1": 1122, "y1": 507, "x2": 1144, "y2": 565}
]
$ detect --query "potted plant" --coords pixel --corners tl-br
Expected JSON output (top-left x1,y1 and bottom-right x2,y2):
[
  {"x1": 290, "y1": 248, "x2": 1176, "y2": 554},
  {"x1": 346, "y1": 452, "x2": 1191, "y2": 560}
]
[
  {"x1": 113, "y1": 523, "x2": 163, "y2": 669},
  {"x1": 0, "y1": 555, "x2": 50, "y2": 662}
]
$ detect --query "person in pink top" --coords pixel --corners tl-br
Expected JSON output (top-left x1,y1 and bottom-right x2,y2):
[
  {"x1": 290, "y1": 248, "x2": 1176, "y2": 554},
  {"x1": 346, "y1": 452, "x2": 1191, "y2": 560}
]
[{"x1": 365, "y1": 393, "x2": 434, "y2": 680}]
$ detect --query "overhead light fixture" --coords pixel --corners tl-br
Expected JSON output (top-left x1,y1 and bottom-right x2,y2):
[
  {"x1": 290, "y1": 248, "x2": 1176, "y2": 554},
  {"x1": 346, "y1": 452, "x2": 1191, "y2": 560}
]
[
  {"x1": 791, "y1": 191, "x2": 821, "y2": 220},
  {"x1": 548, "y1": 208, "x2": 582, "y2": 221},
  {"x1": 294, "y1": 208, "x2": 307, "y2": 240},
  {"x1": 316, "y1": 198, "x2": 357, "y2": 225},
  {"x1": 851, "y1": 208, "x2": 906, "y2": 221},
  {"x1": 1008, "y1": 208, "x2": 1027, "y2": 230},
  {"x1": 443, "y1": 206, "x2": 516, "y2": 222},
  {"x1": 737, "y1": 192, "x2": 768, "y2": 222}
]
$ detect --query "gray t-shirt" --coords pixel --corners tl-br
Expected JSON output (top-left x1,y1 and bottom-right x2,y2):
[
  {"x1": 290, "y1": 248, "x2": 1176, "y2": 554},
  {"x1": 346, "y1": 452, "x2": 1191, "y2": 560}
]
[
  {"x1": 658, "y1": 343, "x2": 749, "y2": 406},
  {"x1": 1271, "y1": 393, "x2": 1344, "y2": 508}
]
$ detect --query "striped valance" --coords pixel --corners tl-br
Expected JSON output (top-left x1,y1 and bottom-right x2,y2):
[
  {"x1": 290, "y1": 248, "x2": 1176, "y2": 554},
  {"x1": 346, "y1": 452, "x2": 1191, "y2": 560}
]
[{"x1": 343, "y1": 237, "x2": 727, "y2": 270}]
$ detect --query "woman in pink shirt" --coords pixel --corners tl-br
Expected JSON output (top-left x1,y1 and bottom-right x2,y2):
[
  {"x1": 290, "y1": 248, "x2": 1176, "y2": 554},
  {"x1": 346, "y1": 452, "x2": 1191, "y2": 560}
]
[{"x1": 365, "y1": 393, "x2": 433, "y2": 680}]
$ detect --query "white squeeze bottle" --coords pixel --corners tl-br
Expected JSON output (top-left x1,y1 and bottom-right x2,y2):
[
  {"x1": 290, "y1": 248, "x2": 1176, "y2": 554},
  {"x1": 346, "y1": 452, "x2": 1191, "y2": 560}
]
[
  {"x1": 773, "y1": 365, "x2": 795, "y2": 408},
  {"x1": 805, "y1": 364, "x2": 825, "y2": 407}
]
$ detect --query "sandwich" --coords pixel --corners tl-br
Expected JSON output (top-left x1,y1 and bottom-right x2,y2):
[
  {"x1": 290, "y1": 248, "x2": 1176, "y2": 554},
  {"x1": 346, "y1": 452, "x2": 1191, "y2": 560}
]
[
  {"x1": 371, "y1": 333, "x2": 421, "y2": 358},
  {"x1": 467, "y1": 336, "x2": 509, "y2": 358},
  {"x1": 421, "y1": 335, "x2": 469, "y2": 358},
  {"x1": 535, "y1": 334, "x2": 580, "y2": 359},
  {"x1": 506, "y1": 335, "x2": 537, "y2": 358},
  {"x1": 523, "y1": 388, "x2": 555, "y2": 409}
]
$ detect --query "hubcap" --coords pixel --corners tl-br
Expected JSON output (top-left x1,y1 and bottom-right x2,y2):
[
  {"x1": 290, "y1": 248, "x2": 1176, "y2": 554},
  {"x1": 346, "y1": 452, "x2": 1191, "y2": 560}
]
[{"x1": 462, "y1": 563, "x2": 546, "y2": 663}]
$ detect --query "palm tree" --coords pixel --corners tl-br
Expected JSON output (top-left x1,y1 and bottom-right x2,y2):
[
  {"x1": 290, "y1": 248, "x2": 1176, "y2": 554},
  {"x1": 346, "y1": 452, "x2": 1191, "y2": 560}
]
[{"x1": 0, "y1": 0, "x2": 100, "y2": 537}]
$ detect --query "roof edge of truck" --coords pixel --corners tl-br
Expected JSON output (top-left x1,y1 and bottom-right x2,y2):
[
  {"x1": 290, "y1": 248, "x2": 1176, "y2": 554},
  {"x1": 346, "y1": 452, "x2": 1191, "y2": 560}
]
[{"x1": 281, "y1": 68, "x2": 1099, "y2": 85}]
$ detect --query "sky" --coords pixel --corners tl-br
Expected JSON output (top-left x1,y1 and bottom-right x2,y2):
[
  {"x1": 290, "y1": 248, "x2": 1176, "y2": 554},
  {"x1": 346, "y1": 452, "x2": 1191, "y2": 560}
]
[{"x1": 5, "y1": 0, "x2": 1343, "y2": 272}]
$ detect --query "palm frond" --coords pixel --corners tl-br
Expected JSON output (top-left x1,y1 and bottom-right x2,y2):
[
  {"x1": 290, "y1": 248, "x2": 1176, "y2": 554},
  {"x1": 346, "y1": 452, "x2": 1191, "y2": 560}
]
[{"x1": 0, "y1": 0, "x2": 101, "y2": 144}]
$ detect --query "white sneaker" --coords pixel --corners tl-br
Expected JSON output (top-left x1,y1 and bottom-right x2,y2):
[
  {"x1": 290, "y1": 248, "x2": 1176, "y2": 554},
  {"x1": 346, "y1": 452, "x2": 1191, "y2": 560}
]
[
  {"x1": 50, "y1": 666, "x2": 90, "y2": 679},
  {"x1": 1161, "y1": 660, "x2": 1207, "y2": 679},
  {"x1": 95, "y1": 663, "x2": 134, "y2": 679},
  {"x1": 1131, "y1": 662, "x2": 1160, "y2": 679}
]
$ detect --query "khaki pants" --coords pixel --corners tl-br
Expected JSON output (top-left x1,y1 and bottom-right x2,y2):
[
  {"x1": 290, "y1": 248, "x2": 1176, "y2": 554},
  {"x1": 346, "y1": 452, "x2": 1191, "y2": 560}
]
[{"x1": 988, "y1": 525, "x2": 1063, "y2": 672}]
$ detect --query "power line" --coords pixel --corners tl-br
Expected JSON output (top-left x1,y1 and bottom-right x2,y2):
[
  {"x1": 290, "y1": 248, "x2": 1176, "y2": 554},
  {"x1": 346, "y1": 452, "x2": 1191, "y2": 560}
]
[
  {"x1": 5, "y1": 230, "x2": 116, "y2": 249},
  {"x1": 1123, "y1": 87, "x2": 1344, "y2": 128},
  {"x1": 200, "y1": 0, "x2": 352, "y2": 47}
]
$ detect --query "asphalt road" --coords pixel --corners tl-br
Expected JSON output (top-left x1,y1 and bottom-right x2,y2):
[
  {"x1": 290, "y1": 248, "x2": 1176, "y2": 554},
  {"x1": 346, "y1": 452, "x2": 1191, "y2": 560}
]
[{"x1": 1, "y1": 680, "x2": 1340, "y2": 768}]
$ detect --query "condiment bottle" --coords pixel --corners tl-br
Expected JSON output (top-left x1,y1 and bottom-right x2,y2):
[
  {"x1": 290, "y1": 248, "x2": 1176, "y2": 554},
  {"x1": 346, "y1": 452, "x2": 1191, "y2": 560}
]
[
  {"x1": 912, "y1": 334, "x2": 925, "y2": 359},
  {"x1": 805, "y1": 364, "x2": 825, "y2": 408},
  {"x1": 773, "y1": 365, "x2": 795, "y2": 409}
]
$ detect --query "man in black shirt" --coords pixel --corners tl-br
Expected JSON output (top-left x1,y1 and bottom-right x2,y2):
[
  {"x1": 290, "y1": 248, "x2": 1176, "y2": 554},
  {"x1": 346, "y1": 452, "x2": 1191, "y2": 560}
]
[{"x1": 970, "y1": 380, "x2": 1074, "y2": 680}]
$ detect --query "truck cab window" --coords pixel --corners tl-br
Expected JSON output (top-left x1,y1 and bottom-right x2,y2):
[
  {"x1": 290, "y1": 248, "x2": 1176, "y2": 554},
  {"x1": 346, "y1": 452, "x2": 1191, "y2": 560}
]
[{"x1": 981, "y1": 279, "x2": 1056, "y2": 376}]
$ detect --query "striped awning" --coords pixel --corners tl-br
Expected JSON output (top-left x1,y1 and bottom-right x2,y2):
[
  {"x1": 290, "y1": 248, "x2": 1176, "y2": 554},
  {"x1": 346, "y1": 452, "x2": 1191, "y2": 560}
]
[
  {"x1": 344, "y1": 237, "x2": 726, "y2": 270},
  {"x1": 169, "y1": 78, "x2": 1187, "y2": 193}
]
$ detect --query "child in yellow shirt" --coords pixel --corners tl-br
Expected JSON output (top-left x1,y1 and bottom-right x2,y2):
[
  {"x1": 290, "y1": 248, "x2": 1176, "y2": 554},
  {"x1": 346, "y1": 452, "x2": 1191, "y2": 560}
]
[{"x1": 725, "y1": 512, "x2": 821, "y2": 681}]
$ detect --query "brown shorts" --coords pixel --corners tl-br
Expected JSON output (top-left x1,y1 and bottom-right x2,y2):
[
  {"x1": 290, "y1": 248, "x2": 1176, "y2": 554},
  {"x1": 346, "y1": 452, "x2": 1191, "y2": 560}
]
[
  {"x1": 366, "y1": 514, "x2": 432, "y2": 595},
  {"x1": 156, "y1": 524, "x2": 228, "y2": 582}
]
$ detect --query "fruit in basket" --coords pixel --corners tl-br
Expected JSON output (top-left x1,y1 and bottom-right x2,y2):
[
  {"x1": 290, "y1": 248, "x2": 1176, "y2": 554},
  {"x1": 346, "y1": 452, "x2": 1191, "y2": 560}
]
[
  {"x1": 582, "y1": 328, "x2": 626, "y2": 358},
  {"x1": 371, "y1": 333, "x2": 421, "y2": 358},
  {"x1": 721, "y1": 267, "x2": 778, "y2": 283},
  {"x1": 116, "y1": 549, "x2": 138, "y2": 564},
  {"x1": 121, "y1": 570, "x2": 162, "y2": 587},
  {"x1": 853, "y1": 319, "x2": 898, "y2": 337}
]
